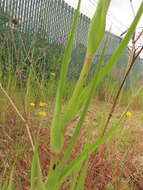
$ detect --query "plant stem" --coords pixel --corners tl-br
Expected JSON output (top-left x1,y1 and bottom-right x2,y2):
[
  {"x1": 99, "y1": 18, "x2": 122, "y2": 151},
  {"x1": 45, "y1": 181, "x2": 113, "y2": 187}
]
[
  {"x1": 70, "y1": 52, "x2": 93, "y2": 102},
  {"x1": 0, "y1": 83, "x2": 34, "y2": 151},
  {"x1": 102, "y1": 26, "x2": 143, "y2": 135},
  {"x1": 102, "y1": 52, "x2": 136, "y2": 135}
]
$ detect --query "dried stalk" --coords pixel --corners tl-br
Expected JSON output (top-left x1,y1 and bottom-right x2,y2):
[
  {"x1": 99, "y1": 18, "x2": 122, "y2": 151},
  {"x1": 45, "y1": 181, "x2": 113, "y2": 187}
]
[
  {"x1": 102, "y1": 29, "x2": 143, "y2": 135},
  {"x1": 0, "y1": 83, "x2": 34, "y2": 151}
]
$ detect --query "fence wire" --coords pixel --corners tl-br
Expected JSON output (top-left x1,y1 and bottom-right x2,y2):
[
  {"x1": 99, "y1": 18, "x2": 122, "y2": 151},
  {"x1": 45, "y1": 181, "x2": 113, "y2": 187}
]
[{"x1": 0, "y1": 0, "x2": 142, "y2": 83}]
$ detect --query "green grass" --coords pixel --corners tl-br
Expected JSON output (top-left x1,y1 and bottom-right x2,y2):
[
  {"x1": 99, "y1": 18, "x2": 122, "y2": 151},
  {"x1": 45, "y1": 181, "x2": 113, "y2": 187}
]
[{"x1": 0, "y1": 0, "x2": 143, "y2": 189}]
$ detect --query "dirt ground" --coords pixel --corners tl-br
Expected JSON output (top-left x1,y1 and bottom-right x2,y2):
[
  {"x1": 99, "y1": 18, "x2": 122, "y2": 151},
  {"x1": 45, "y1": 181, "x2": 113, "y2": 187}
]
[{"x1": 0, "y1": 97, "x2": 143, "y2": 189}]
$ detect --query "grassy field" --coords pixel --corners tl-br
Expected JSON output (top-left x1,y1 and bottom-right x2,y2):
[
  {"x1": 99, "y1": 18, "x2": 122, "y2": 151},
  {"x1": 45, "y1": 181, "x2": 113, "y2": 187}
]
[
  {"x1": 0, "y1": 94, "x2": 143, "y2": 189},
  {"x1": 0, "y1": 0, "x2": 143, "y2": 189}
]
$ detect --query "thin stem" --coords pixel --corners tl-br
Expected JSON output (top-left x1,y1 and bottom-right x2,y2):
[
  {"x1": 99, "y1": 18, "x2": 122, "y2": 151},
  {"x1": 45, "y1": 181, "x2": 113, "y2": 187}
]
[
  {"x1": 134, "y1": 45, "x2": 143, "y2": 60},
  {"x1": 102, "y1": 52, "x2": 136, "y2": 135},
  {"x1": 102, "y1": 25, "x2": 143, "y2": 135},
  {"x1": 134, "y1": 29, "x2": 143, "y2": 44},
  {"x1": 0, "y1": 83, "x2": 34, "y2": 151}
]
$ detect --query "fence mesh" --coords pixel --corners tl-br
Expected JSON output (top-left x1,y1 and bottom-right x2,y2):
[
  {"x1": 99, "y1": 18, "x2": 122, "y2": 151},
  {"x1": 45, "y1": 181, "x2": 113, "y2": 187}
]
[{"x1": 0, "y1": 0, "x2": 143, "y2": 83}]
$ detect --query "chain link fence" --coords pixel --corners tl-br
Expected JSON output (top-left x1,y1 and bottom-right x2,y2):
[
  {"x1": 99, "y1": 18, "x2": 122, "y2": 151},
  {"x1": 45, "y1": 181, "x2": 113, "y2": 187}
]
[{"x1": 0, "y1": 0, "x2": 143, "y2": 83}]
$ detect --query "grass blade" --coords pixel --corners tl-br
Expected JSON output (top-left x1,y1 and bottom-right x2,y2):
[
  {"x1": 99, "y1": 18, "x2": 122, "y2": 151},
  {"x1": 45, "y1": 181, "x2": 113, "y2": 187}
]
[
  {"x1": 45, "y1": 1, "x2": 82, "y2": 188},
  {"x1": 75, "y1": 158, "x2": 89, "y2": 190},
  {"x1": 30, "y1": 148, "x2": 45, "y2": 190},
  {"x1": 75, "y1": 123, "x2": 93, "y2": 190},
  {"x1": 51, "y1": 0, "x2": 82, "y2": 153},
  {"x1": 61, "y1": 0, "x2": 111, "y2": 132},
  {"x1": 69, "y1": 161, "x2": 83, "y2": 190},
  {"x1": 7, "y1": 167, "x2": 14, "y2": 190},
  {"x1": 87, "y1": 0, "x2": 111, "y2": 54}
]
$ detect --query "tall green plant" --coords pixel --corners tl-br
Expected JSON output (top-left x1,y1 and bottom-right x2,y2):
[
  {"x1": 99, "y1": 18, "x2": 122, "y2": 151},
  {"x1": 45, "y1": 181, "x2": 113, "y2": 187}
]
[
  {"x1": 46, "y1": 0, "x2": 143, "y2": 189},
  {"x1": 1, "y1": 0, "x2": 143, "y2": 189}
]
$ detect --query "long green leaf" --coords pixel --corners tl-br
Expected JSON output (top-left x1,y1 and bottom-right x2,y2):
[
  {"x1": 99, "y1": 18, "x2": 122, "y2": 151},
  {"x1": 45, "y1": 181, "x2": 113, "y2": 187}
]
[
  {"x1": 69, "y1": 161, "x2": 83, "y2": 190},
  {"x1": 45, "y1": 1, "x2": 82, "y2": 189},
  {"x1": 87, "y1": 0, "x2": 111, "y2": 54},
  {"x1": 75, "y1": 123, "x2": 93, "y2": 190},
  {"x1": 63, "y1": 30, "x2": 111, "y2": 128},
  {"x1": 30, "y1": 148, "x2": 44, "y2": 190},
  {"x1": 61, "y1": 0, "x2": 111, "y2": 133},
  {"x1": 51, "y1": 0, "x2": 82, "y2": 153}
]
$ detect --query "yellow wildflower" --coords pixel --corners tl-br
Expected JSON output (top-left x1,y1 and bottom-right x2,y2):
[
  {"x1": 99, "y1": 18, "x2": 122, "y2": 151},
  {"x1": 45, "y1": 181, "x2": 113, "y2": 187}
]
[
  {"x1": 126, "y1": 111, "x2": 132, "y2": 117},
  {"x1": 30, "y1": 102, "x2": 35, "y2": 107},
  {"x1": 38, "y1": 111, "x2": 46, "y2": 116},
  {"x1": 50, "y1": 72, "x2": 56, "y2": 77},
  {"x1": 39, "y1": 102, "x2": 48, "y2": 107}
]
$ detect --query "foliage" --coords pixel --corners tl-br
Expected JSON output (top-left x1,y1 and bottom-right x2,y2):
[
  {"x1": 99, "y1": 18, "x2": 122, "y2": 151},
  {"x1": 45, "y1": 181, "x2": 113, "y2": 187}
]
[
  {"x1": 0, "y1": 26, "x2": 64, "y2": 87},
  {"x1": 0, "y1": 0, "x2": 143, "y2": 189}
]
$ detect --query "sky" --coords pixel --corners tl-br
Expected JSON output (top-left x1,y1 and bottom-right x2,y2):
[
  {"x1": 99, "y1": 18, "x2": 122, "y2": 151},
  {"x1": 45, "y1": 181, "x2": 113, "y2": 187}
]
[{"x1": 64, "y1": 0, "x2": 143, "y2": 57}]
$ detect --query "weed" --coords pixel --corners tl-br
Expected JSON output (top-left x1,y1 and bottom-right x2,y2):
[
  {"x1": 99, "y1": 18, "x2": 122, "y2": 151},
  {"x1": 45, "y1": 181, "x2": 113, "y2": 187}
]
[{"x1": 0, "y1": 0, "x2": 143, "y2": 189}]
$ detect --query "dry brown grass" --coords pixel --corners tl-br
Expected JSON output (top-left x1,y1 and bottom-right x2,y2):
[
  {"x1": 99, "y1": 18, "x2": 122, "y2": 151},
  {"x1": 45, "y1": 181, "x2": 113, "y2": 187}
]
[{"x1": 0, "y1": 96, "x2": 143, "y2": 189}]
